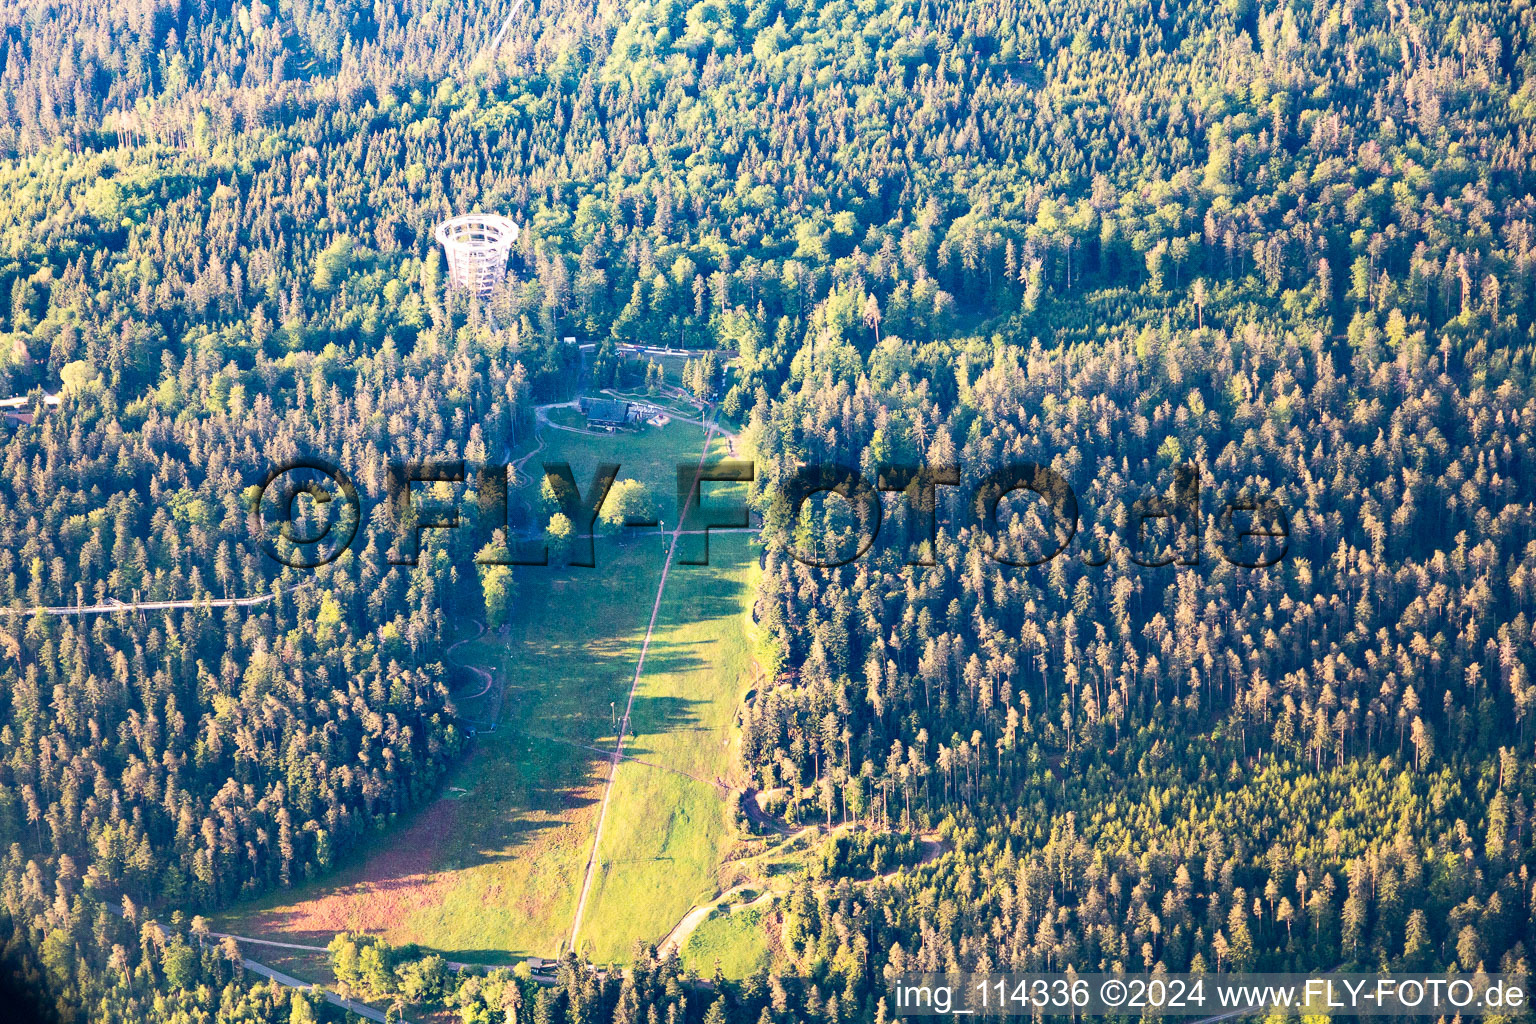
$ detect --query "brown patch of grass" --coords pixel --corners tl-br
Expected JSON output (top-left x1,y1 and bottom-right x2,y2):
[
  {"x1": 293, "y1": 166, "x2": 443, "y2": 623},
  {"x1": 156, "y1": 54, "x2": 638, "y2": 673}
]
[{"x1": 240, "y1": 798, "x2": 458, "y2": 942}]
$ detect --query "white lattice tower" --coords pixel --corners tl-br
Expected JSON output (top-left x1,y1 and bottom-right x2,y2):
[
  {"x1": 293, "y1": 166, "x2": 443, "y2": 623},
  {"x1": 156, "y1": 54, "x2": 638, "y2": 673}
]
[{"x1": 434, "y1": 214, "x2": 519, "y2": 298}]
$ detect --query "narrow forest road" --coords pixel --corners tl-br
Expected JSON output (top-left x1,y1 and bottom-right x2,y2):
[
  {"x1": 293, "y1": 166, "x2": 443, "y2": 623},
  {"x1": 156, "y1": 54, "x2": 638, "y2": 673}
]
[
  {"x1": 105, "y1": 902, "x2": 409, "y2": 1022},
  {"x1": 654, "y1": 831, "x2": 948, "y2": 958},
  {"x1": 484, "y1": 0, "x2": 527, "y2": 57},
  {"x1": 242, "y1": 958, "x2": 394, "y2": 1023}
]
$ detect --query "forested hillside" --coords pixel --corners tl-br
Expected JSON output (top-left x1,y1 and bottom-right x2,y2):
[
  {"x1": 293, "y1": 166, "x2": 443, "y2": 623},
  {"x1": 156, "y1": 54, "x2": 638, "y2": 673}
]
[{"x1": 0, "y1": 0, "x2": 1534, "y2": 1020}]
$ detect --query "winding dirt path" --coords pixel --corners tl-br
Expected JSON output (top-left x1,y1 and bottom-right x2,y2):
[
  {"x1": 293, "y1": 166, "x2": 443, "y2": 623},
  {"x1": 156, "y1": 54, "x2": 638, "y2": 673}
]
[
  {"x1": 656, "y1": 885, "x2": 775, "y2": 957},
  {"x1": 445, "y1": 619, "x2": 495, "y2": 701},
  {"x1": 509, "y1": 424, "x2": 547, "y2": 487},
  {"x1": 444, "y1": 617, "x2": 506, "y2": 731},
  {"x1": 653, "y1": 832, "x2": 948, "y2": 958}
]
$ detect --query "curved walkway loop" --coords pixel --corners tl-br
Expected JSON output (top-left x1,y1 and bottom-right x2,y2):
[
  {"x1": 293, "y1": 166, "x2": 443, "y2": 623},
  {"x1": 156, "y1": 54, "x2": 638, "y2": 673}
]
[{"x1": 445, "y1": 618, "x2": 507, "y2": 732}]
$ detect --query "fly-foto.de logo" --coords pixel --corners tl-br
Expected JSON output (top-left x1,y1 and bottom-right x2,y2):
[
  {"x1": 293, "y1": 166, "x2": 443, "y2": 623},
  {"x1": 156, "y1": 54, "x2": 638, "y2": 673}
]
[{"x1": 248, "y1": 458, "x2": 1289, "y2": 571}]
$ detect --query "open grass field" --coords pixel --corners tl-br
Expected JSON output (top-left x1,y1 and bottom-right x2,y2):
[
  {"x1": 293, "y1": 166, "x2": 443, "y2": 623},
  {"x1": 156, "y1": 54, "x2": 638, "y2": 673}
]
[
  {"x1": 517, "y1": 412, "x2": 740, "y2": 519},
  {"x1": 544, "y1": 405, "x2": 588, "y2": 429},
  {"x1": 219, "y1": 532, "x2": 666, "y2": 961},
  {"x1": 681, "y1": 905, "x2": 773, "y2": 978},
  {"x1": 219, "y1": 415, "x2": 759, "y2": 967},
  {"x1": 575, "y1": 530, "x2": 759, "y2": 963}
]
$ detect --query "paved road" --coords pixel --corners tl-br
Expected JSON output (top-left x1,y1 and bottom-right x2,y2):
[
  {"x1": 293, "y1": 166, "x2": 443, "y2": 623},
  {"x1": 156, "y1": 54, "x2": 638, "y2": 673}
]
[
  {"x1": 532, "y1": 399, "x2": 619, "y2": 437},
  {"x1": 242, "y1": 957, "x2": 395, "y2": 1023},
  {"x1": 104, "y1": 902, "x2": 404, "y2": 1021},
  {"x1": 215, "y1": 929, "x2": 473, "y2": 972},
  {"x1": 573, "y1": 342, "x2": 738, "y2": 360},
  {"x1": 211, "y1": 932, "x2": 327, "y2": 953},
  {"x1": 613, "y1": 343, "x2": 739, "y2": 360}
]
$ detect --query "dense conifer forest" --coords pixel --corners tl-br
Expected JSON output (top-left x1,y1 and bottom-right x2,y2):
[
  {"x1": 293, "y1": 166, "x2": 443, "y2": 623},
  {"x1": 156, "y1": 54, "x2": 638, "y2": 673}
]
[{"x1": 0, "y1": 0, "x2": 1535, "y2": 1019}]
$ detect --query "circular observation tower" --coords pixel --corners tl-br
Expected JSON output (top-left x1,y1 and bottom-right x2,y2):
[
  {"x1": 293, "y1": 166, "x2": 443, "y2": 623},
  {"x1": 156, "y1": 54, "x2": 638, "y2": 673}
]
[{"x1": 434, "y1": 214, "x2": 520, "y2": 298}]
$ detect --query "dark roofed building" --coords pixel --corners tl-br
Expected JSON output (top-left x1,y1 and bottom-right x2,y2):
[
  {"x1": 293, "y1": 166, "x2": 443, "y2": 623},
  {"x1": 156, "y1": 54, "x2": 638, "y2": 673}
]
[{"x1": 579, "y1": 397, "x2": 632, "y2": 428}]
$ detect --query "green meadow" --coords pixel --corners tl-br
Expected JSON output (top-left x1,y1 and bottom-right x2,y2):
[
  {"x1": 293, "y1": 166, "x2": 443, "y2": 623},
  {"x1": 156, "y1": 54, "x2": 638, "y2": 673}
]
[
  {"x1": 681, "y1": 906, "x2": 773, "y2": 979},
  {"x1": 575, "y1": 531, "x2": 759, "y2": 963},
  {"x1": 221, "y1": 416, "x2": 758, "y2": 966}
]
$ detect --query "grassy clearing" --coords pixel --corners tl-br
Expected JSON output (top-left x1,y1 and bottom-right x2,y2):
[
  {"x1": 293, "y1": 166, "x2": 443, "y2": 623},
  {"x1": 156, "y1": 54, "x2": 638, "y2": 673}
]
[
  {"x1": 681, "y1": 907, "x2": 773, "y2": 978},
  {"x1": 220, "y1": 535, "x2": 664, "y2": 961},
  {"x1": 220, "y1": 418, "x2": 728, "y2": 964},
  {"x1": 575, "y1": 529, "x2": 759, "y2": 963},
  {"x1": 400, "y1": 528, "x2": 687, "y2": 959},
  {"x1": 517, "y1": 416, "x2": 711, "y2": 507},
  {"x1": 545, "y1": 406, "x2": 587, "y2": 429},
  {"x1": 248, "y1": 947, "x2": 336, "y2": 987},
  {"x1": 638, "y1": 353, "x2": 693, "y2": 387}
]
